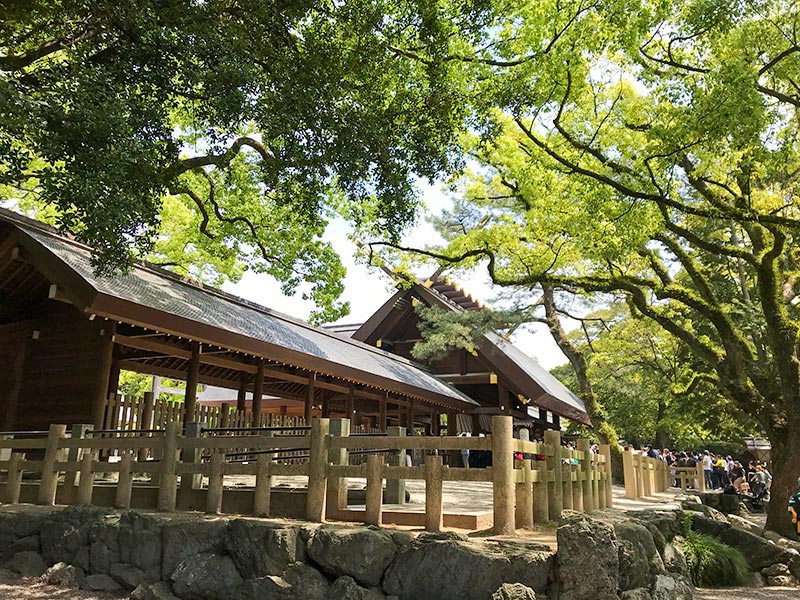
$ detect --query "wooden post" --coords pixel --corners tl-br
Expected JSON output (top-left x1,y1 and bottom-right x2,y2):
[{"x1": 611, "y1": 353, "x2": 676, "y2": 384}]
[
  {"x1": 365, "y1": 454, "x2": 383, "y2": 526},
  {"x1": 206, "y1": 451, "x2": 225, "y2": 514},
  {"x1": 253, "y1": 360, "x2": 264, "y2": 426},
  {"x1": 447, "y1": 410, "x2": 458, "y2": 435},
  {"x1": 696, "y1": 462, "x2": 706, "y2": 492},
  {"x1": 498, "y1": 381, "x2": 509, "y2": 414},
  {"x1": 5, "y1": 453, "x2": 23, "y2": 504},
  {"x1": 253, "y1": 451, "x2": 272, "y2": 517},
  {"x1": 578, "y1": 439, "x2": 593, "y2": 513},
  {"x1": 115, "y1": 452, "x2": 133, "y2": 509},
  {"x1": 38, "y1": 424, "x2": 67, "y2": 505},
  {"x1": 623, "y1": 449, "x2": 637, "y2": 499},
  {"x1": 532, "y1": 458, "x2": 549, "y2": 523},
  {"x1": 306, "y1": 418, "x2": 329, "y2": 522},
  {"x1": 237, "y1": 370, "x2": 248, "y2": 413},
  {"x1": 76, "y1": 451, "x2": 96, "y2": 505},
  {"x1": 157, "y1": 421, "x2": 180, "y2": 511},
  {"x1": 64, "y1": 424, "x2": 91, "y2": 502},
  {"x1": 379, "y1": 393, "x2": 388, "y2": 432},
  {"x1": 544, "y1": 429, "x2": 563, "y2": 518},
  {"x1": 184, "y1": 342, "x2": 200, "y2": 424},
  {"x1": 180, "y1": 422, "x2": 204, "y2": 499},
  {"x1": 139, "y1": 391, "x2": 155, "y2": 462},
  {"x1": 425, "y1": 454, "x2": 444, "y2": 532},
  {"x1": 600, "y1": 444, "x2": 612, "y2": 508},
  {"x1": 326, "y1": 418, "x2": 350, "y2": 517},
  {"x1": 385, "y1": 426, "x2": 406, "y2": 504},
  {"x1": 406, "y1": 400, "x2": 415, "y2": 433},
  {"x1": 304, "y1": 374, "x2": 316, "y2": 422},
  {"x1": 92, "y1": 324, "x2": 116, "y2": 430},
  {"x1": 346, "y1": 385, "x2": 355, "y2": 421},
  {"x1": 492, "y1": 415, "x2": 515, "y2": 536},
  {"x1": 515, "y1": 459, "x2": 534, "y2": 529},
  {"x1": 642, "y1": 458, "x2": 653, "y2": 497},
  {"x1": 592, "y1": 455, "x2": 601, "y2": 511}
]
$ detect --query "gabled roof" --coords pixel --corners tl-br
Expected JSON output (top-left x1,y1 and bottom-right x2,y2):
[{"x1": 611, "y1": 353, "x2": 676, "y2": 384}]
[
  {"x1": 0, "y1": 208, "x2": 476, "y2": 410},
  {"x1": 352, "y1": 276, "x2": 591, "y2": 425}
]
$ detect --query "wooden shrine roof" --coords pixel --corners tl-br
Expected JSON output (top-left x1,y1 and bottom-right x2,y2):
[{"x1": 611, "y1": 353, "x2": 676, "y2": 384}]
[{"x1": 0, "y1": 209, "x2": 476, "y2": 411}]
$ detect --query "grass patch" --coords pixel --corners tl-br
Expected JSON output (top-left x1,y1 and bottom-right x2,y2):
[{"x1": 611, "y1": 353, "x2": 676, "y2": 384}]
[{"x1": 679, "y1": 513, "x2": 751, "y2": 587}]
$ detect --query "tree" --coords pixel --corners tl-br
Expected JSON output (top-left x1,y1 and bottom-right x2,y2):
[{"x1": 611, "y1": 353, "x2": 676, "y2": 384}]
[
  {"x1": 370, "y1": 0, "x2": 800, "y2": 534},
  {"x1": 0, "y1": 0, "x2": 491, "y2": 321}
]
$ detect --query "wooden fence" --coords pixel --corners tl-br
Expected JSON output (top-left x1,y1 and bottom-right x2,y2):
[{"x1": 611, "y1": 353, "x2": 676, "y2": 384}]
[
  {"x1": 0, "y1": 416, "x2": 612, "y2": 535},
  {"x1": 622, "y1": 450, "x2": 670, "y2": 499}
]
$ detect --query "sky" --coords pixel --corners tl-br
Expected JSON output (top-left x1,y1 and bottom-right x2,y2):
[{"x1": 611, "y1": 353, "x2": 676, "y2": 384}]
[{"x1": 221, "y1": 181, "x2": 570, "y2": 371}]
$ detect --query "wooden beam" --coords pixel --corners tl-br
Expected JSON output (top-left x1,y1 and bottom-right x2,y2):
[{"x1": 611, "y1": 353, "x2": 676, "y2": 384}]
[
  {"x1": 346, "y1": 385, "x2": 355, "y2": 420},
  {"x1": 92, "y1": 322, "x2": 116, "y2": 429},
  {"x1": 379, "y1": 393, "x2": 388, "y2": 431},
  {"x1": 184, "y1": 342, "x2": 200, "y2": 424}
]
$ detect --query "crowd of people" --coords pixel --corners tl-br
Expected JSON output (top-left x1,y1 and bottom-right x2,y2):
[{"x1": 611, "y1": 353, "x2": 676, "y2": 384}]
[{"x1": 632, "y1": 445, "x2": 773, "y2": 501}]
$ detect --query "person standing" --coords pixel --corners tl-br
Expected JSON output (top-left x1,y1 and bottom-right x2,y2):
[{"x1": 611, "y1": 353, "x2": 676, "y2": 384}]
[
  {"x1": 789, "y1": 477, "x2": 800, "y2": 538},
  {"x1": 459, "y1": 432, "x2": 470, "y2": 468},
  {"x1": 702, "y1": 451, "x2": 713, "y2": 489}
]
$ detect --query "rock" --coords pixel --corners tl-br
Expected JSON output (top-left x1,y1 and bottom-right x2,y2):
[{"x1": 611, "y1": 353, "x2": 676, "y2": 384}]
[
  {"x1": 306, "y1": 527, "x2": 396, "y2": 587},
  {"x1": 42, "y1": 562, "x2": 85, "y2": 588},
  {"x1": 762, "y1": 563, "x2": 791, "y2": 577},
  {"x1": 790, "y1": 554, "x2": 800, "y2": 579},
  {"x1": 119, "y1": 512, "x2": 163, "y2": 573},
  {"x1": 391, "y1": 531, "x2": 415, "y2": 546},
  {"x1": 556, "y1": 513, "x2": 618, "y2": 600},
  {"x1": 661, "y1": 543, "x2": 689, "y2": 577},
  {"x1": 83, "y1": 573, "x2": 124, "y2": 592},
  {"x1": 652, "y1": 573, "x2": 694, "y2": 600},
  {"x1": 40, "y1": 506, "x2": 109, "y2": 565},
  {"x1": 223, "y1": 519, "x2": 300, "y2": 579},
  {"x1": 726, "y1": 514, "x2": 762, "y2": 536},
  {"x1": 10, "y1": 535, "x2": 40, "y2": 554},
  {"x1": 72, "y1": 547, "x2": 90, "y2": 571},
  {"x1": 719, "y1": 527, "x2": 794, "y2": 570},
  {"x1": 8, "y1": 550, "x2": 47, "y2": 577},
  {"x1": 690, "y1": 514, "x2": 729, "y2": 538},
  {"x1": 284, "y1": 562, "x2": 330, "y2": 600},
  {"x1": 676, "y1": 494, "x2": 701, "y2": 505},
  {"x1": 162, "y1": 519, "x2": 227, "y2": 580},
  {"x1": 717, "y1": 494, "x2": 741, "y2": 515},
  {"x1": 750, "y1": 572, "x2": 765, "y2": 587},
  {"x1": 383, "y1": 532, "x2": 552, "y2": 600},
  {"x1": 620, "y1": 589, "x2": 651, "y2": 600},
  {"x1": 131, "y1": 582, "x2": 182, "y2": 600},
  {"x1": 767, "y1": 575, "x2": 797, "y2": 586},
  {"x1": 629, "y1": 511, "x2": 683, "y2": 542},
  {"x1": 328, "y1": 575, "x2": 385, "y2": 600},
  {"x1": 170, "y1": 552, "x2": 243, "y2": 600},
  {"x1": 683, "y1": 503, "x2": 728, "y2": 522},
  {"x1": 614, "y1": 520, "x2": 664, "y2": 591},
  {"x1": 237, "y1": 575, "x2": 294, "y2": 600},
  {"x1": 109, "y1": 562, "x2": 149, "y2": 589},
  {"x1": 491, "y1": 582, "x2": 537, "y2": 599}
]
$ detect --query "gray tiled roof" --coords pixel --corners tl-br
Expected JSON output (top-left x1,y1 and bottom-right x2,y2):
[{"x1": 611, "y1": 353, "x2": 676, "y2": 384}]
[{"x1": 10, "y1": 214, "x2": 475, "y2": 407}]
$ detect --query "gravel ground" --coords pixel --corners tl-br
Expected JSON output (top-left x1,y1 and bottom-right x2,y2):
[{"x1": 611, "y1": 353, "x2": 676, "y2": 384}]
[{"x1": 0, "y1": 570, "x2": 127, "y2": 600}]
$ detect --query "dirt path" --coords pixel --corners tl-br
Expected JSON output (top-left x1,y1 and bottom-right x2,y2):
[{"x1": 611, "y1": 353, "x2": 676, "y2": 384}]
[
  {"x1": 696, "y1": 587, "x2": 799, "y2": 599},
  {"x1": 0, "y1": 569, "x2": 127, "y2": 599}
]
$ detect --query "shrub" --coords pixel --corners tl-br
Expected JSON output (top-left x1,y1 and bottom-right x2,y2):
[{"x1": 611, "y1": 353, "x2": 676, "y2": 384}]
[{"x1": 679, "y1": 513, "x2": 751, "y2": 587}]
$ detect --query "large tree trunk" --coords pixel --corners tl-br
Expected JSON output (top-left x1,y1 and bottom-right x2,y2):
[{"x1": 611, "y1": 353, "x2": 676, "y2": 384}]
[
  {"x1": 541, "y1": 285, "x2": 624, "y2": 483},
  {"x1": 765, "y1": 427, "x2": 800, "y2": 538}
]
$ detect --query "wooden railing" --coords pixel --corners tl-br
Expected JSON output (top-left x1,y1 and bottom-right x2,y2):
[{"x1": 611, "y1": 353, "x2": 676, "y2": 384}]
[
  {"x1": 0, "y1": 416, "x2": 612, "y2": 535},
  {"x1": 622, "y1": 450, "x2": 672, "y2": 499}
]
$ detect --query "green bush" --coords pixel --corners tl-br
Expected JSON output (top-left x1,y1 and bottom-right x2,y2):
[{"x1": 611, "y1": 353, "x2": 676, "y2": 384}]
[{"x1": 679, "y1": 514, "x2": 751, "y2": 587}]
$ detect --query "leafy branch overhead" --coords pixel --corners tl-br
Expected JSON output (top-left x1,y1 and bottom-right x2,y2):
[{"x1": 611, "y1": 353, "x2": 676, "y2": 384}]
[{"x1": 0, "y1": 0, "x2": 490, "y2": 321}]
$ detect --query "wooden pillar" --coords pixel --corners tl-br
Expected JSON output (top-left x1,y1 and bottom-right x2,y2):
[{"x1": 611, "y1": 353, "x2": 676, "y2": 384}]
[
  {"x1": 498, "y1": 381, "x2": 509, "y2": 414},
  {"x1": 237, "y1": 370, "x2": 248, "y2": 413},
  {"x1": 107, "y1": 352, "x2": 121, "y2": 397},
  {"x1": 183, "y1": 342, "x2": 200, "y2": 425},
  {"x1": 304, "y1": 374, "x2": 316, "y2": 422},
  {"x1": 379, "y1": 393, "x2": 388, "y2": 432},
  {"x1": 622, "y1": 449, "x2": 637, "y2": 499},
  {"x1": 447, "y1": 410, "x2": 458, "y2": 435},
  {"x1": 365, "y1": 454, "x2": 383, "y2": 526},
  {"x1": 326, "y1": 418, "x2": 350, "y2": 516},
  {"x1": 431, "y1": 412, "x2": 440, "y2": 436},
  {"x1": 346, "y1": 385, "x2": 355, "y2": 421},
  {"x1": 425, "y1": 454, "x2": 444, "y2": 532},
  {"x1": 578, "y1": 439, "x2": 593, "y2": 513},
  {"x1": 253, "y1": 359, "x2": 264, "y2": 426},
  {"x1": 306, "y1": 418, "x2": 330, "y2": 522},
  {"x1": 515, "y1": 458, "x2": 534, "y2": 529},
  {"x1": 321, "y1": 390, "x2": 330, "y2": 418},
  {"x1": 406, "y1": 400, "x2": 415, "y2": 433},
  {"x1": 492, "y1": 415, "x2": 515, "y2": 535},
  {"x1": 38, "y1": 424, "x2": 67, "y2": 505},
  {"x1": 544, "y1": 429, "x2": 563, "y2": 518},
  {"x1": 92, "y1": 323, "x2": 116, "y2": 429}
]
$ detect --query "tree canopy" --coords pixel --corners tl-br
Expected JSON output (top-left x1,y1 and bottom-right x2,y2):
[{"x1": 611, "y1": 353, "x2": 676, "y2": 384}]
[
  {"x1": 0, "y1": 0, "x2": 493, "y2": 321},
  {"x1": 369, "y1": 0, "x2": 800, "y2": 534}
]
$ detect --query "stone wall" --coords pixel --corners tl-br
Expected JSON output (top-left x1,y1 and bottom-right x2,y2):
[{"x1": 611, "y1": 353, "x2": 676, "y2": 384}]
[{"x1": 0, "y1": 504, "x2": 709, "y2": 600}]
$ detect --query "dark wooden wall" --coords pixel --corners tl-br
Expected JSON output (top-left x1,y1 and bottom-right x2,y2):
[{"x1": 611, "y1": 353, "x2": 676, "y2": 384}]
[
  {"x1": 0, "y1": 321, "x2": 31, "y2": 430},
  {"x1": 11, "y1": 302, "x2": 111, "y2": 430}
]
